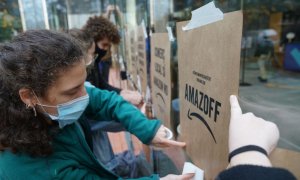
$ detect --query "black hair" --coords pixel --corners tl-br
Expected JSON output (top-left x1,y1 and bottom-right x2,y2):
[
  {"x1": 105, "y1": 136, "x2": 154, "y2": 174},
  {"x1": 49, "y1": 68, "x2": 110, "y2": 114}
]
[{"x1": 0, "y1": 30, "x2": 84, "y2": 156}]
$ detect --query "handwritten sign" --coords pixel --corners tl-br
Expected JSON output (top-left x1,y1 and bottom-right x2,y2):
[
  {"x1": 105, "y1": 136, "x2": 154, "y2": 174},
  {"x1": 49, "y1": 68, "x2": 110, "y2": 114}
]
[
  {"x1": 151, "y1": 33, "x2": 172, "y2": 129},
  {"x1": 137, "y1": 26, "x2": 148, "y2": 95}
]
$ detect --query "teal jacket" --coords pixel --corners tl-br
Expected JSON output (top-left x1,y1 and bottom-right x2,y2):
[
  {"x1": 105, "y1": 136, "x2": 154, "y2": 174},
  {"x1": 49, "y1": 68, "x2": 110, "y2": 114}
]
[{"x1": 0, "y1": 86, "x2": 161, "y2": 179}]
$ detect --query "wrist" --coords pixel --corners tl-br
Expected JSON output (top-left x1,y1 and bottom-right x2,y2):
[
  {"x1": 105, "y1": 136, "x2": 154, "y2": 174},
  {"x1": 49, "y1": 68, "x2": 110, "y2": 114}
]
[{"x1": 230, "y1": 151, "x2": 272, "y2": 167}]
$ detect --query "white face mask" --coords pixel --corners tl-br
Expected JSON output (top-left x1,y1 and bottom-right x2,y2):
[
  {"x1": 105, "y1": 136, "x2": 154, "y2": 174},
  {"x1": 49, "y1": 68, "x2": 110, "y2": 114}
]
[{"x1": 36, "y1": 94, "x2": 89, "y2": 128}]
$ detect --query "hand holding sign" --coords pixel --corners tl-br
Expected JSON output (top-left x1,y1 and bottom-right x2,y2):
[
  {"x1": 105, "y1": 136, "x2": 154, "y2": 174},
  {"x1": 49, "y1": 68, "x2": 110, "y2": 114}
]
[
  {"x1": 229, "y1": 95, "x2": 279, "y2": 167},
  {"x1": 151, "y1": 125, "x2": 186, "y2": 148}
]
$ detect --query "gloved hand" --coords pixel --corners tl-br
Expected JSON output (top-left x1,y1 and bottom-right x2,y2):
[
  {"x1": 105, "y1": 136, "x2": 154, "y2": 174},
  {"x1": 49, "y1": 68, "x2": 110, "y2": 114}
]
[
  {"x1": 160, "y1": 173, "x2": 194, "y2": 180},
  {"x1": 228, "y1": 95, "x2": 279, "y2": 167},
  {"x1": 151, "y1": 125, "x2": 186, "y2": 148}
]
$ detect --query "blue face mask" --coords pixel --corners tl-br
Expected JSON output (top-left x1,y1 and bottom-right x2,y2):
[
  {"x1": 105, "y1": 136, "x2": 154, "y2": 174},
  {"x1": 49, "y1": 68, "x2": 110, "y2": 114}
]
[{"x1": 37, "y1": 94, "x2": 89, "y2": 128}]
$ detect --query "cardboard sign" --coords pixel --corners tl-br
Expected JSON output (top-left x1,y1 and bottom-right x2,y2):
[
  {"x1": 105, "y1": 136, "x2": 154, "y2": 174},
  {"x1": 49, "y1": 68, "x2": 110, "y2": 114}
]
[
  {"x1": 137, "y1": 26, "x2": 148, "y2": 95},
  {"x1": 177, "y1": 11, "x2": 243, "y2": 179},
  {"x1": 150, "y1": 33, "x2": 172, "y2": 129},
  {"x1": 270, "y1": 148, "x2": 300, "y2": 179}
]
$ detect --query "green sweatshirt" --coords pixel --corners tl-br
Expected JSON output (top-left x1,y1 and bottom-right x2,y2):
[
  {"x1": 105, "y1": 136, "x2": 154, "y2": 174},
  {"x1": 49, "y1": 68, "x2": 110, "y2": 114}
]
[{"x1": 0, "y1": 86, "x2": 161, "y2": 179}]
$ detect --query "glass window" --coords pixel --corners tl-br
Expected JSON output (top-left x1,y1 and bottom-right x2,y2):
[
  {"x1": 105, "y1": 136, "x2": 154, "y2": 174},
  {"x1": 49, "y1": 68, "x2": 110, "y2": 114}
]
[{"x1": 0, "y1": 0, "x2": 22, "y2": 42}]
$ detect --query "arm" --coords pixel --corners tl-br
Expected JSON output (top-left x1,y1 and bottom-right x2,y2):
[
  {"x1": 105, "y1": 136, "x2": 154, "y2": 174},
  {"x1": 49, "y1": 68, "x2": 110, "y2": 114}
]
[
  {"x1": 216, "y1": 165, "x2": 296, "y2": 180},
  {"x1": 85, "y1": 86, "x2": 161, "y2": 144},
  {"x1": 216, "y1": 95, "x2": 296, "y2": 180}
]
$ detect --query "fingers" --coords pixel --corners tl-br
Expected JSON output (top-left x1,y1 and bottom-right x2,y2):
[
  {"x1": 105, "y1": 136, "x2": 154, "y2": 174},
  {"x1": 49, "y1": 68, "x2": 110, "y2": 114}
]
[
  {"x1": 181, "y1": 173, "x2": 195, "y2": 180},
  {"x1": 160, "y1": 138, "x2": 186, "y2": 147},
  {"x1": 230, "y1": 95, "x2": 242, "y2": 119},
  {"x1": 266, "y1": 121, "x2": 280, "y2": 153},
  {"x1": 161, "y1": 173, "x2": 195, "y2": 180}
]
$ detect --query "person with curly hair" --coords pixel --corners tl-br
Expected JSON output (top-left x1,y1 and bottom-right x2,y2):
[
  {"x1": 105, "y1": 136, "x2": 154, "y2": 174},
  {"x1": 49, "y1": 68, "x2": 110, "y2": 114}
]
[
  {"x1": 83, "y1": 15, "x2": 144, "y2": 107},
  {"x1": 0, "y1": 30, "x2": 191, "y2": 179}
]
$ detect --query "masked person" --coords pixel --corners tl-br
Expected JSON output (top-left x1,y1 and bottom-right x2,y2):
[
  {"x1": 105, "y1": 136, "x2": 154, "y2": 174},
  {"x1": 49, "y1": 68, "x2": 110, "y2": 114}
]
[
  {"x1": 255, "y1": 29, "x2": 277, "y2": 83},
  {"x1": 83, "y1": 15, "x2": 143, "y2": 106},
  {"x1": 68, "y1": 28, "x2": 152, "y2": 178},
  {"x1": 0, "y1": 30, "x2": 193, "y2": 180}
]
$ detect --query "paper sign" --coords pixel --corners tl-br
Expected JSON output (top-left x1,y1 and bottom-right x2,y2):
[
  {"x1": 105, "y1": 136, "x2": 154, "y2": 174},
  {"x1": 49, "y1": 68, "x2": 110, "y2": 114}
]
[
  {"x1": 182, "y1": 2, "x2": 223, "y2": 31},
  {"x1": 150, "y1": 33, "x2": 172, "y2": 129},
  {"x1": 182, "y1": 162, "x2": 204, "y2": 180},
  {"x1": 177, "y1": 11, "x2": 243, "y2": 179},
  {"x1": 166, "y1": 26, "x2": 175, "y2": 41},
  {"x1": 137, "y1": 26, "x2": 148, "y2": 95}
]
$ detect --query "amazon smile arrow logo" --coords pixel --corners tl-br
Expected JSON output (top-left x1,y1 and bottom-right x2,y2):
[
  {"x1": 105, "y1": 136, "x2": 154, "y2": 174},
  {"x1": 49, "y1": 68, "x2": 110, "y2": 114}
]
[{"x1": 187, "y1": 109, "x2": 217, "y2": 143}]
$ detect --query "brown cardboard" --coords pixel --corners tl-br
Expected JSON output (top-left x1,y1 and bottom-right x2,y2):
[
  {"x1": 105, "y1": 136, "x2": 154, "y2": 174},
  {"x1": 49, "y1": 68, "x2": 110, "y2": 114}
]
[
  {"x1": 137, "y1": 26, "x2": 148, "y2": 95},
  {"x1": 270, "y1": 148, "x2": 300, "y2": 179},
  {"x1": 150, "y1": 33, "x2": 172, "y2": 129},
  {"x1": 177, "y1": 11, "x2": 243, "y2": 179}
]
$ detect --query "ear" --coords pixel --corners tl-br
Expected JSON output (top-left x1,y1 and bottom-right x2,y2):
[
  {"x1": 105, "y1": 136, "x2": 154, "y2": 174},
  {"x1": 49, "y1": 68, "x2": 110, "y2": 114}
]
[{"x1": 19, "y1": 88, "x2": 37, "y2": 106}]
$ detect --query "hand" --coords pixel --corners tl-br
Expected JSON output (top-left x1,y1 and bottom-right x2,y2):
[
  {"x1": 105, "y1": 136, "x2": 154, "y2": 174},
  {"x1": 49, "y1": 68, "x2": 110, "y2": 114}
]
[
  {"x1": 151, "y1": 125, "x2": 186, "y2": 148},
  {"x1": 229, "y1": 95, "x2": 279, "y2": 154},
  {"x1": 106, "y1": 5, "x2": 115, "y2": 12},
  {"x1": 161, "y1": 173, "x2": 195, "y2": 180},
  {"x1": 120, "y1": 90, "x2": 143, "y2": 106}
]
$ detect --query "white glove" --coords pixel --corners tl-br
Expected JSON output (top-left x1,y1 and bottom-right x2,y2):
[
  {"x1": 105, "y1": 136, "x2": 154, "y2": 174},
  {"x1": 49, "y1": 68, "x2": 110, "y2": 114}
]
[
  {"x1": 151, "y1": 125, "x2": 185, "y2": 148},
  {"x1": 228, "y1": 95, "x2": 279, "y2": 167},
  {"x1": 160, "y1": 173, "x2": 194, "y2": 180}
]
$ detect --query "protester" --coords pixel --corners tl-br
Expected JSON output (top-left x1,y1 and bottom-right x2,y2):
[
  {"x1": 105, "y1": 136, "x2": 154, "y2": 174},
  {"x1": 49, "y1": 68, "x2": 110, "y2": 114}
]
[{"x1": 83, "y1": 15, "x2": 143, "y2": 106}]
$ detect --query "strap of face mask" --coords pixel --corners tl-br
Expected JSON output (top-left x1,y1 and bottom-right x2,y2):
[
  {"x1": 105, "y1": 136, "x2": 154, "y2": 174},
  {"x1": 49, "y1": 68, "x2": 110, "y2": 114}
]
[{"x1": 31, "y1": 90, "x2": 58, "y2": 117}]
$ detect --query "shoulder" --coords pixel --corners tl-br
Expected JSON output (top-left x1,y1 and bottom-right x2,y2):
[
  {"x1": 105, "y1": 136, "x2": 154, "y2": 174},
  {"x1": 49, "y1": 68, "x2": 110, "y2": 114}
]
[{"x1": 0, "y1": 150, "x2": 52, "y2": 180}]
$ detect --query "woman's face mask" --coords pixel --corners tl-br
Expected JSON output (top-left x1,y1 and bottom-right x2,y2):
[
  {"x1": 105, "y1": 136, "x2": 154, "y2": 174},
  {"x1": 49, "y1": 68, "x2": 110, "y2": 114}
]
[
  {"x1": 36, "y1": 94, "x2": 89, "y2": 128},
  {"x1": 95, "y1": 38, "x2": 111, "y2": 61},
  {"x1": 95, "y1": 45, "x2": 107, "y2": 60}
]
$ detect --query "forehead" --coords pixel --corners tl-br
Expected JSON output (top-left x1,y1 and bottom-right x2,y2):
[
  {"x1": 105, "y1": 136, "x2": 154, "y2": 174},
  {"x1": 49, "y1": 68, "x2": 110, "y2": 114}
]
[{"x1": 44, "y1": 60, "x2": 86, "y2": 96}]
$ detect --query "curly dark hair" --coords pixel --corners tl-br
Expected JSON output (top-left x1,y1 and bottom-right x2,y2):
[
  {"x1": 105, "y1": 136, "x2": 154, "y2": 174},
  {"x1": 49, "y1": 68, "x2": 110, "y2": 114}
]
[
  {"x1": 83, "y1": 15, "x2": 121, "y2": 44},
  {"x1": 0, "y1": 30, "x2": 83, "y2": 156}
]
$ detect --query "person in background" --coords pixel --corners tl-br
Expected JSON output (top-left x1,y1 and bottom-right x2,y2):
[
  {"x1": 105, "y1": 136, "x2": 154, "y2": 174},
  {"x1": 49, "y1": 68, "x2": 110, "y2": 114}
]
[
  {"x1": 255, "y1": 29, "x2": 278, "y2": 83},
  {"x1": 82, "y1": 15, "x2": 143, "y2": 107}
]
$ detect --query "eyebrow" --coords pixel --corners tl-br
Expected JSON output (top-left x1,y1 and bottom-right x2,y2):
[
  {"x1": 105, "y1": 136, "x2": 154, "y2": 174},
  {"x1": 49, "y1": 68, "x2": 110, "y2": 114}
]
[
  {"x1": 61, "y1": 68, "x2": 87, "y2": 95},
  {"x1": 62, "y1": 84, "x2": 82, "y2": 95}
]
